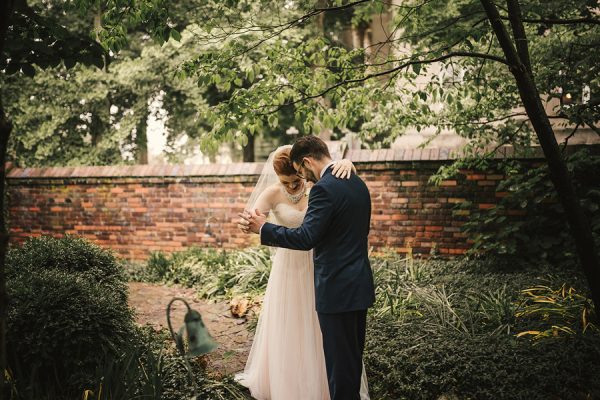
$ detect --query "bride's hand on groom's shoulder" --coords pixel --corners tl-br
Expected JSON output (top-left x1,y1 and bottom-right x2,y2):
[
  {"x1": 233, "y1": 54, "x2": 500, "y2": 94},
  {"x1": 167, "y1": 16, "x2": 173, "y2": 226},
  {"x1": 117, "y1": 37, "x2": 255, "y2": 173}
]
[{"x1": 331, "y1": 159, "x2": 356, "y2": 180}]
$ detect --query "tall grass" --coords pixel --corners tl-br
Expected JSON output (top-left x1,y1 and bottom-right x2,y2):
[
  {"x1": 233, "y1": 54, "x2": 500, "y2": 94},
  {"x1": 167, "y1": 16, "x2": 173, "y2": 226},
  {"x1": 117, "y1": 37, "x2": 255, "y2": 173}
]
[{"x1": 128, "y1": 247, "x2": 272, "y2": 300}]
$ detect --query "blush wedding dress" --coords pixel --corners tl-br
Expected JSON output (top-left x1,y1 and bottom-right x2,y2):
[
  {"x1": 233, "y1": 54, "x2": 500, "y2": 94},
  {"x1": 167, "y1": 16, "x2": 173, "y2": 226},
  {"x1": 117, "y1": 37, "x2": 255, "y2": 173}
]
[{"x1": 235, "y1": 201, "x2": 370, "y2": 400}]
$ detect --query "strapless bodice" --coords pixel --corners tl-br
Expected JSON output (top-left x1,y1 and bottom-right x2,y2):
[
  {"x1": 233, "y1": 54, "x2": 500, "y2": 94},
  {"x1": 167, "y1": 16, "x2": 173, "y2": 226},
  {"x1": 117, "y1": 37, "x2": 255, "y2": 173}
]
[{"x1": 271, "y1": 203, "x2": 306, "y2": 228}]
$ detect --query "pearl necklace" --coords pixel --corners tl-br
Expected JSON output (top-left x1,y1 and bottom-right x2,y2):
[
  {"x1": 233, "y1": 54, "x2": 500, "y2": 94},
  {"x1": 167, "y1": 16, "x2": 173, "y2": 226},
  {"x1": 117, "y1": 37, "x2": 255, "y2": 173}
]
[{"x1": 282, "y1": 182, "x2": 306, "y2": 204}]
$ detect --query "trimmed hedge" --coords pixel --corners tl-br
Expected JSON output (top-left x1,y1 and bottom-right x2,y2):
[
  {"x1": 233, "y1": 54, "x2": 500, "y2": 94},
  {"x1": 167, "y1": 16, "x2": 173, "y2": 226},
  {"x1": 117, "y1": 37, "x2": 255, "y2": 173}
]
[
  {"x1": 366, "y1": 254, "x2": 600, "y2": 400},
  {"x1": 6, "y1": 236, "x2": 135, "y2": 397},
  {"x1": 365, "y1": 318, "x2": 600, "y2": 400}
]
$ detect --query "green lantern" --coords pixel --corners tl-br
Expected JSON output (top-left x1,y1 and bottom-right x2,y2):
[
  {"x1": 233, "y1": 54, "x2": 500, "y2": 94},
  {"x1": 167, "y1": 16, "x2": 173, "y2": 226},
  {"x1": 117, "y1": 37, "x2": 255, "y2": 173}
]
[
  {"x1": 184, "y1": 309, "x2": 218, "y2": 357},
  {"x1": 167, "y1": 297, "x2": 219, "y2": 399}
]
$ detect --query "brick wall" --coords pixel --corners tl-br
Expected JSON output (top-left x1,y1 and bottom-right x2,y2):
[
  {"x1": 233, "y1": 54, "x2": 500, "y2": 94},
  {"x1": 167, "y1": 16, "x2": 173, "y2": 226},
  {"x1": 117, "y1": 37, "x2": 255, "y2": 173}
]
[{"x1": 7, "y1": 146, "x2": 584, "y2": 260}]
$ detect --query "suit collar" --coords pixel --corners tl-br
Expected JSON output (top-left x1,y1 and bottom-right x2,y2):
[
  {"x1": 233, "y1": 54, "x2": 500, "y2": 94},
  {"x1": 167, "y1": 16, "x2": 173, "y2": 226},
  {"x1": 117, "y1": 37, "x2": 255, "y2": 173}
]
[{"x1": 320, "y1": 161, "x2": 335, "y2": 179}]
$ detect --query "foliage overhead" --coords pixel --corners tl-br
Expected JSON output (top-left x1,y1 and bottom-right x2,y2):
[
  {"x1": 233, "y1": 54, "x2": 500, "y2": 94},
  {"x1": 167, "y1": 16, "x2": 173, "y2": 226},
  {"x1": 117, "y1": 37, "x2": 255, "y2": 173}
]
[
  {"x1": 2, "y1": 0, "x2": 599, "y2": 164},
  {"x1": 174, "y1": 0, "x2": 600, "y2": 153}
]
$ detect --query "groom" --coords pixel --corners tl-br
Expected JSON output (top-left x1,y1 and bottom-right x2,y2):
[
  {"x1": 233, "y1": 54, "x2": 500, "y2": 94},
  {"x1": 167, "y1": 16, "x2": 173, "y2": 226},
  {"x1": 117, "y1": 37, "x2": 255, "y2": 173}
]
[{"x1": 241, "y1": 135, "x2": 375, "y2": 400}]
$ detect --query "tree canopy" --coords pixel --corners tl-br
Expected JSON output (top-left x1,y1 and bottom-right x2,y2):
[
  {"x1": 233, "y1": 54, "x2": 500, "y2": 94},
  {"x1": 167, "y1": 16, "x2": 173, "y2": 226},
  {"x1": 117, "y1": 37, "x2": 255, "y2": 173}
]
[
  {"x1": 6, "y1": 0, "x2": 598, "y2": 166},
  {"x1": 173, "y1": 0, "x2": 599, "y2": 158}
]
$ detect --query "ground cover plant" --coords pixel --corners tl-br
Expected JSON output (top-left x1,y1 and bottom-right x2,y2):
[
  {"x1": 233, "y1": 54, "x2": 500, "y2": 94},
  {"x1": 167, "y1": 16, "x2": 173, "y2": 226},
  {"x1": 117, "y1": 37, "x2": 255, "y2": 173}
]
[
  {"x1": 131, "y1": 246, "x2": 600, "y2": 399},
  {"x1": 6, "y1": 236, "x2": 252, "y2": 400}
]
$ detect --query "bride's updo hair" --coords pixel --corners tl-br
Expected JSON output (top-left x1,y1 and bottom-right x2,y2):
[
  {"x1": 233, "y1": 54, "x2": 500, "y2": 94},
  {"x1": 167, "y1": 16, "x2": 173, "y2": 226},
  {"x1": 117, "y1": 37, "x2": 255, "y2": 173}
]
[{"x1": 272, "y1": 147, "x2": 297, "y2": 176}]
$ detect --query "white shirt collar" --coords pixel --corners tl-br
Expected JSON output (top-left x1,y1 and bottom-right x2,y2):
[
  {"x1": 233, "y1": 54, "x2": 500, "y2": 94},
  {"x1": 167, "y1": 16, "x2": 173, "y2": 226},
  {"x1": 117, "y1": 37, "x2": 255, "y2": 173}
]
[{"x1": 320, "y1": 161, "x2": 335, "y2": 179}]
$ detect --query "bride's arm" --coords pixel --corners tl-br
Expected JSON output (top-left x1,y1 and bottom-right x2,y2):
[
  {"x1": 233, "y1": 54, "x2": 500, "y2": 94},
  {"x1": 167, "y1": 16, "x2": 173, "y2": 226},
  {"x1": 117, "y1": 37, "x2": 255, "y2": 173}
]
[
  {"x1": 251, "y1": 186, "x2": 276, "y2": 216},
  {"x1": 238, "y1": 185, "x2": 275, "y2": 233},
  {"x1": 331, "y1": 159, "x2": 357, "y2": 179}
]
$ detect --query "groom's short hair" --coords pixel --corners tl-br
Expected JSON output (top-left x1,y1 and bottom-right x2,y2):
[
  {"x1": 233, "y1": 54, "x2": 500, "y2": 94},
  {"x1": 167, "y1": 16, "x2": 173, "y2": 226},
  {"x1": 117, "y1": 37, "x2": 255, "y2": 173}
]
[{"x1": 290, "y1": 136, "x2": 331, "y2": 165}]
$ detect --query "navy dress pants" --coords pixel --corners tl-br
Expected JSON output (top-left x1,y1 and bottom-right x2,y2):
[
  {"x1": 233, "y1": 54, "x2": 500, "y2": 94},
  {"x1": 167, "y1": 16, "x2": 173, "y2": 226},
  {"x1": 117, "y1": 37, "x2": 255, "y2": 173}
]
[{"x1": 317, "y1": 309, "x2": 367, "y2": 400}]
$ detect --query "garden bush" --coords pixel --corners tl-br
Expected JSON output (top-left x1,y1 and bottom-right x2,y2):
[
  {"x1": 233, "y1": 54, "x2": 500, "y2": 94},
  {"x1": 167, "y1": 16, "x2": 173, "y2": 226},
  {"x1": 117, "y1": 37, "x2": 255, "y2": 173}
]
[
  {"x1": 7, "y1": 235, "x2": 128, "y2": 302},
  {"x1": 82, "y1": 326, "x2": 243, "y2": 400},
  {"x1": 460, "y1": 148, "x2": 600, "y2": 264},
  {"x1": 125, "y1": 246, "x2": 600, "y2": 399},
  {"x1": 6, "y1": 236, "x2": 135, "y2": 398},
  {"x1": 365, "y1": 318, "x2": 600, "y2": 400},
  {"x1": 365, "y1": 253, "x2": 600, "y2": 400}
]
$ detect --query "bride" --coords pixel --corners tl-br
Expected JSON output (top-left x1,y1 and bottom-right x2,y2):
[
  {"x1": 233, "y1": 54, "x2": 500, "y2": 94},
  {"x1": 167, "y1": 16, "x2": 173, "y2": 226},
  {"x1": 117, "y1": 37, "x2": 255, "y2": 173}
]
[{"x1": 235, "y1": 145, "x2": 369, "y2": 400}]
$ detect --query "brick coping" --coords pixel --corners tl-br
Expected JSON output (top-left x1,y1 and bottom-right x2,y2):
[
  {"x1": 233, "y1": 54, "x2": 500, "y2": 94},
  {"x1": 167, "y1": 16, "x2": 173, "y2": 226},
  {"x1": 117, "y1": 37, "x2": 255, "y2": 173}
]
[{"x1": 6, "y1": 145, "x2": 597, "y2": 179}]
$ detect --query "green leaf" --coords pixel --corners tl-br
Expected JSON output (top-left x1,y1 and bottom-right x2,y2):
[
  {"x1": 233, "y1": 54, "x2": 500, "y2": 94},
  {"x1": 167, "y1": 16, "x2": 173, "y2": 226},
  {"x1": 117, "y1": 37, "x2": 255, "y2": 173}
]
[
  {"x1": 267, "y1": 114, "x2": 278, "y2": 128},
  {"x1": 170, "y1": 29, "x2": 182, "y2": 42}
]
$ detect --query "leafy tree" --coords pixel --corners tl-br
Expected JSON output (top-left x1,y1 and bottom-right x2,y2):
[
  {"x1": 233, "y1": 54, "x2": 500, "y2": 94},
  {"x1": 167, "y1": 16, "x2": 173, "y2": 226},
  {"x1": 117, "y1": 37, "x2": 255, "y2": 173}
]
[
  {"x1": 2, "y1": 1, "x2": 214, "y2": 167},
  {"x1": 0, "y1": 0, "x2": 176, "y2": 394},
  {"x1": 173, "y1": 0, "x2": 600, "y2": 313},
  {"x1": 3, "y1": 14, "x2": 303, "y2": 167},
  {"x1": 3, "y1": 26, "x2": 213, "y2": 167}
]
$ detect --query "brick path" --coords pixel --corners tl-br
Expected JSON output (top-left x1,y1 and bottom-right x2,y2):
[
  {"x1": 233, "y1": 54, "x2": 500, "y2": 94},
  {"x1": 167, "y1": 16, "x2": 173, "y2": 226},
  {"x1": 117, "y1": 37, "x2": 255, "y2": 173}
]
[{"x1": 128, "y1": 282, "x2": 252, "y2": 376}]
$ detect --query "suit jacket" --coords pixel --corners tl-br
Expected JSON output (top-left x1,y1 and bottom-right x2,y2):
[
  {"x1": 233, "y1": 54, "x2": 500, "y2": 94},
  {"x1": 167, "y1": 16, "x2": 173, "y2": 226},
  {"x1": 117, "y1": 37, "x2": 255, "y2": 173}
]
[{"x1": 261, "y1": 166, "x2": 375, "y2": 313}]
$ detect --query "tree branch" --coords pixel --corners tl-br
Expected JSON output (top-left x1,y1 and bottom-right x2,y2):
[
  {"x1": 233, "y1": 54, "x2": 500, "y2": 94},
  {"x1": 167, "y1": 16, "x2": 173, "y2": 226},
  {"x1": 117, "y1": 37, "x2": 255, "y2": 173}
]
[
  {"x1": 520, "y1": 17, "x2": 600, "y2": 25},
  {"x1": 506, "y1": 0, "x2": 531, "y2": 73},
  {"x1": 257, "y1": 51, "x2": 508, "y2": 115},
  {"x1": 313, "y1": 0, "x2": 372, "y2": 13},
  {"x1": 479, "y1": 0, "x2": 523, "y2": 73},
  {"x1": 560, "y1": 122, "x2": 581, "y2": 154}
]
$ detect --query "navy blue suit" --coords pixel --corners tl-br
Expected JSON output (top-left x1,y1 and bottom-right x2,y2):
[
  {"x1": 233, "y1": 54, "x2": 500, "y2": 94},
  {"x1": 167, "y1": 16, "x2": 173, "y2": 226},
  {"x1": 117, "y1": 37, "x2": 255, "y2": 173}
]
[{"x1": 261, "y1": 166, "x2": 375, "y2": 399}]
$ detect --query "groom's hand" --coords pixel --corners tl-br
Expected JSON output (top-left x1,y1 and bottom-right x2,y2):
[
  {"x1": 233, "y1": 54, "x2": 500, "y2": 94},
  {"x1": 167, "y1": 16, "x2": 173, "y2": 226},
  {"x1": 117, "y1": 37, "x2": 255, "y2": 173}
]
[{"x1": 238, "y1": 209, "x2": 267, "y2": 234}]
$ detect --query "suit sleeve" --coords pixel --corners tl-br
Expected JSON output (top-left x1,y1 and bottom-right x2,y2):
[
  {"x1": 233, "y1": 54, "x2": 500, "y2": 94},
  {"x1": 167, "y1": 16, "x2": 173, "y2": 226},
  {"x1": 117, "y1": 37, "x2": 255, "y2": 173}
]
[{"x1": 260, "y1": 184, "x2": 332, "y2": 250}]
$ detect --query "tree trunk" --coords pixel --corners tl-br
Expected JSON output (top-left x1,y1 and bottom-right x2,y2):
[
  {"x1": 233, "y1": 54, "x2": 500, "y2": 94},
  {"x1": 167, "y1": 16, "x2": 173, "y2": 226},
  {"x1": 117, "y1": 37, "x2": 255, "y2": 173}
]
[
  {"x1": 242, "y1": 133, "x2": 255, "y2": 162},
  {"x1": 136, "y1": 114, "x2": 149, "y2": 164},
  {"x1": 0, "y1": 103, "x2": 12, "y2": 400},
  {"x1": 481, "y1": 0, "x2": 600, "y2": 314},
  {"x1": 514, "y1": 72, "x2": 600, "y2": 314},
  {"x1": 0, "y1": 0, "x2": 16, "y2": 396}
]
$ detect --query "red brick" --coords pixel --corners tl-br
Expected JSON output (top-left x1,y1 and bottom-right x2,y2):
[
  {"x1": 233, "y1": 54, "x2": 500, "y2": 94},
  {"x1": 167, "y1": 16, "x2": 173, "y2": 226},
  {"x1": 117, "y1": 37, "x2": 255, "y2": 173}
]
[
  {"x1": 466, "y1": 174, "x2": 485, "y2": 180},
  {"x1": 440, "y1": 180, "x2": 457, "y2": 186},
  {"x1": 477, "y1": 180, "x2": 496, "y2": 186},
  {"x1": 401, "y1": 181, "x2": 419, "y2": 187},
  {"x1": 507, "y1": 210, "x2": 527, "y2": 216},
  {"x1": 7, "y1": 157, "x2": 543, "y2": 260},
  {"x1": 453, "y1": 210, "x2": 470, "y2": 216}
]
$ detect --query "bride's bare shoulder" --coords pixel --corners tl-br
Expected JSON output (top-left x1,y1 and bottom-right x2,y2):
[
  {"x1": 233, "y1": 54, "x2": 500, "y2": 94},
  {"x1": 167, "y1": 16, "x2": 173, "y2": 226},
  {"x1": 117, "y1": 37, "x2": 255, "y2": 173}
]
[{"x1": 261, "y1": 183, "x2": 281, "y2": 201}]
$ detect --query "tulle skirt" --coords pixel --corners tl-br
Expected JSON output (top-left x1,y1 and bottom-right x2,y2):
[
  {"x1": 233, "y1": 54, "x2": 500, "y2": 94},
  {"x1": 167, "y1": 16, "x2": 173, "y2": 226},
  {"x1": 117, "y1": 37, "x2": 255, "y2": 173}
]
[{"x1": 235, "y1": 248, "x2": 369, "y2": 400}]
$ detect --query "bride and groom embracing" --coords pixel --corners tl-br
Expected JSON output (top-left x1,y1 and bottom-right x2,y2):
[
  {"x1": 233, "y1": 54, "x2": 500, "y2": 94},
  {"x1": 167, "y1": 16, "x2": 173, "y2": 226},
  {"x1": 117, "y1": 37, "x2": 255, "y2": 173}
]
[{"x1": 237, "y1": 135, "x2": 375, "y2": 400}]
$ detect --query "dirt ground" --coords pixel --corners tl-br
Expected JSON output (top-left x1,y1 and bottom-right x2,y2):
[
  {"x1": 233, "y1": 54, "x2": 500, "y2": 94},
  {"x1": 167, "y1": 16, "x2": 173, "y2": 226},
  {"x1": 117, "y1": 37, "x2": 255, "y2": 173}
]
[{"x1": 128, "y1": 282, "x2": 252, "y2": 376}]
